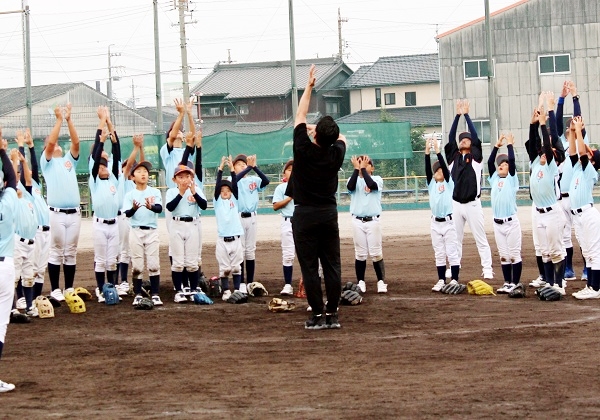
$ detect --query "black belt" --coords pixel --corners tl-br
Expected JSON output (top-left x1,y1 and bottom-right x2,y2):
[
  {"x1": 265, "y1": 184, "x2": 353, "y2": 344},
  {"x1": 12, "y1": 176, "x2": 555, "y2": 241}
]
[
  {"x1": 571, "y1": 204, "x2": 593, "y2": 215},
  {"x1": 96, "y1": 217, "x2": 116, "y2": 225},
  {"x1": 117, "y1": 210, "x2": 122, "y2": 216},
  {"x1": 536, "y1": 207, "x2": 553, "y2": 214},
  {"x1": 434, "y1": 215, "x2": 453, "y2": 222},
  {"x1": 223, "y1": 236, "x2": 239, "y2": 242},
  {"x1": 494, "y1": 217, "x2": 513, "y2": 225},
  {"x1": 561, "y1": 193, "x2": 569, "y2": 198},
  {"x1": 39, "y1": 226, "x2": 50, "y2": 232},
  {"x1": 137, "y1": 226, "x2": 154, "y2": 230},
  {"x1": 0, "y1": 257, "x2": 4, "y2": 262},
  {"x1": 173, "y1": 216, "x2": 195, "y2": 222},
  {"x1": 355, "y1": 215, "x2": 378, "y2": 222},
  {"x1": 284, "y1": 217, "x2": 293, "y2": 222},
  {"x1": 19, "y1": 237, "x2": 34, "y2": 245},
  {"x1": 49, "y1": 207, "x2": 78, "y2": 214},
  {"x1": 240, "y1": 212, "x2": 254, "y2": 218}
]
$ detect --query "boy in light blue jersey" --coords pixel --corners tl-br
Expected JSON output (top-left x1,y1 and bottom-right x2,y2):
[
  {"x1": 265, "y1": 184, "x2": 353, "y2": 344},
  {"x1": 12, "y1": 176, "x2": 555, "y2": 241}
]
[
  {"x1": 123, "y1": 161, "x2": 163, "y2": 307},
  {"x1": 347, "y1": 155, "x2": 387, "y2": 293},
  {"x1": 231, "y1": 153, "x2": 270, "y2": 291},
  {"x1": 272, "y1": 160, "x2": 296, "y2": 295},
  {"x1": 214, "y1": 156, "x2": 244, "y2": 301},
  {"x1": 487, "y1": 133, "x2": 522, "y2": 294},
  {"x1": 425, "y1": 138, "x2": 460, "y2": 292},
  {"x1": 0, "y1": 136, "x2": 20, "y2": 392}
]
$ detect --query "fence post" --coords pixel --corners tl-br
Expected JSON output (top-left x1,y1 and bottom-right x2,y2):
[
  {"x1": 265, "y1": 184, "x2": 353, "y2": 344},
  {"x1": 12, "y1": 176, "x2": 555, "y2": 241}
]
[{"x1": 414, "y1": 176, "x2": 419, "y2": 202}]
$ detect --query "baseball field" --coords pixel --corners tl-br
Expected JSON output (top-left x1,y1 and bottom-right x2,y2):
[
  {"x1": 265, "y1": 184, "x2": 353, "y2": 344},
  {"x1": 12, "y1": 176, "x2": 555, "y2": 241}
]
[{"x1": 3, "y1": 207, "x2": 600, "y2": 418}]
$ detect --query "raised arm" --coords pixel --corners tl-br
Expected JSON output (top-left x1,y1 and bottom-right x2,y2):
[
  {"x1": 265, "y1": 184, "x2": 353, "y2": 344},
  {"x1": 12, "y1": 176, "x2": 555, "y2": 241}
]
[
  {"x1": 360, "y1": 159, "x2": 378, "y2": 191},
  {"x1": 347, "y1": 156, "x2": 360, "y2": 191},
  {"x1": 538, "y1": 108, "x2": 553, "y2": 163},
  {"x1": 111, "y1": 131, "x2": 120, "y2": 179},
  {"x1": 488, "y1": 135, "x2": 502, "y2": 177},
  {"x1": 506, "y1": 134, "x2": 516, "y2": 176},
  {"x1": 246, "y1": 155, "x2": 269, "y2": 188},
  {"x1": 215, "y1": 156, "x2": 227, "y2": 200},
  {"x1": 556, "y1": 81, "x2": 568, "y2": 136},
  {"x1": 167, "y1": 99, "x2": 185, "y2": 149},
  {"x1": 194, "y1": 131, "x2": 203, "y2": 182},
  {"x1": 569, "y1": 82, "x2": 586, "y2": 139},
  {"x1": 44, "y1": 106, "x2": 64, "y2": 161},
  {"x1": 0, "y1": 138, "x2": 17, "y2": 190},
  {"x1": 295, "y1": 64, "x2": 315, "y2": 127},
  {"x1": 64, "y1": 103, "x2": 80, "y2": 159}
]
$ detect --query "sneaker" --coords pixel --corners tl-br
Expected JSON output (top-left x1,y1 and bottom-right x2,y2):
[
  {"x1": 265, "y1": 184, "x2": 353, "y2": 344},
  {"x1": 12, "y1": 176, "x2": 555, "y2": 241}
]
[
  {"x1": 563, "y1": 279, "x2": 568, "y2": 290},
  {"x1": 552, "y1": 284, "x2": 566, "y2": 296},
  {"x1": 97, "y1": 294, "x2": 105, "y2": 303},
  {"x1": 151, "y1": 295, "x2": 163, "y2": 306},
  {"x1": 432, "y1": 279, "x2": 445, "y2": 292},
  {"x1": 64, "y1": 287, "x2": 74, "y2": 296},
  {"x1": 182, "y1": 287, "x2": 191, "y2": 296},
  {"x1": 572, "y1": 286, "x2": 591, "y2": 298},
  {"x1": 357, "y1": 280, "x2": 366, "y2": 293},
  {"x1": 482, "y1": 269, "x2": 494, "y2": 280},
  {"x1": 497, "y1": 283, "x2": 511, "y2": 294},
  {"x1": 448, "y1": 279, "x2": 458, "y2": 286},
  {"x1": 445, "y1": 268, "x2": 452, "y2": 279},
  {"x1": 26, "y1": 306, "x2": 39, "y2": 317},
  {"x1": 280, "y1": 284, "x2": 293, "y2": 296},
  {"x1": 304, "y1": 314, "x2": 326, "y2": 330},
  {"x1": 505, "y1": 283, "x2": 517, "y2": 294},
  {"x1": 306, "y1": 305, "x2": 312, "y2": 312},
  {"x1": 222, "y1": 290, "x2": 232, "y2": 301},
  {"x1": 575, "y1": 287, "x2": 600, "y2": 300},
  {"x1": 132, "y1": 295, "x2": 143, "y2": 306},
  {"x1": 377, "y1": 280, "x2": 388, "y2": 293},
  {"x1": 0, "y1": 379, "x2": 15, "y2": 393},
  {"x1": 529, "y1": 276, "x2": 546, "y2": 288},
  {"x1": 51, "y1": 288, "x2": 65, "y2": 302},
  {"x1": 582, "y1": 267, "x2": 588, "y2": 281},
  {"x1": 564, "y1": 267, "x2": 576, "y2": 281},
  {"x1": 16, "y1": 297, "x2": 27, "y2": 310},
  {"x1": 116, "y1": 282, "x2": 129, "y2": 296},
  {"x1": 174, "y1": 291, "x2": 187, "y2": 303},
  {"x1": 239, "y1": 283, "x2": 248, "y2": 294},
  {"x1": 188, "y1": 290, "x2": 199, "y2": 301},
  {"x1": 325, "y1": 313, "x2": 341, "y2": 329}
]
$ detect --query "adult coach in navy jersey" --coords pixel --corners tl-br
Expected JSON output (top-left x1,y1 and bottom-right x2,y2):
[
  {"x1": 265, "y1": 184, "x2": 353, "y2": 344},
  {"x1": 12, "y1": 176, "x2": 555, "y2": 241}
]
[
  {"x1": 41, "y1": 104, "x2": 81, "y2": 301},
  {"x1": 444, "y1": 99, "x2": 493, "y2": 280},
  {"x1": 287, "y1": 64, "x2": 347, "y2": 330}
]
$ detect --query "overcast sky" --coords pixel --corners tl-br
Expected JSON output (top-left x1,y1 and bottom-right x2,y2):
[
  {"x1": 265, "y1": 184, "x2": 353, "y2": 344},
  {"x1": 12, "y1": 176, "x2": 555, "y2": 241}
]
[{"x1": 0, "y1": 0, "x2": 517, "y2": 106}]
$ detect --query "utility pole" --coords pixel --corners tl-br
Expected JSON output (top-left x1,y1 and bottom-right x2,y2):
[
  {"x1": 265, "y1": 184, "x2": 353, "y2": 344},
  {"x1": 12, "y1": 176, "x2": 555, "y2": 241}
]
[
  {"x1": 130, "y1": 79, "x2": 136, "y2": 110},
  {"x1": 107, "y1": 44, "x2": 121, "y2": 120},
  {"x1": 153, "y1": 0, "x2": 163, "y2": 134},
  {"x1": 175, "y1": 0, "x2": 196, "y2": 130},
  {"x1": 484, "y1": 0, "x2": 497, "y2": 145},
  {"x1": 337, "y1": 7, "x2": 348, "y2": 61},
  {"x1": 22, "y1": 0, "x2": 32, "y2": 130},
  {"x1": 288, "y1": 0, "x2": 298, "y2": 119}
]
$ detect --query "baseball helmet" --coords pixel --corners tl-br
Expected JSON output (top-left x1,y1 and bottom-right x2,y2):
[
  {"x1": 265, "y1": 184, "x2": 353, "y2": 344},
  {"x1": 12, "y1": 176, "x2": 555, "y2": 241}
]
[
  {"x1": 102, "y1": 283, "x2": 120, "y2": 305},
  {"x1": 34, "y1": 296, "x2": 55, "y2": 319},
  {"x1": 64, "y1": 291, "x2": 86, "y2": 314}
]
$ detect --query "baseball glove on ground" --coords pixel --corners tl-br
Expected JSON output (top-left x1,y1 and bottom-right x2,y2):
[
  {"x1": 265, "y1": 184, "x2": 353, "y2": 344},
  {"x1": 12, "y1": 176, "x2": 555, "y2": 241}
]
[
  {"x1": 536, "y1": 286, "x2": 561, "y2": 301},
  {"x1": 10, "y1": 311, "x2": 30, "y2": 324},
  {"x1": 508, "y1": 283, "x2": 526, "y2": 298},
  {"x1": 74, "y1": 287, "x2": 93, "y2": 301},
  {"x1": 340, "y1": 289, "x2": 363, "y2": 305},
  {"x1": 134, "y1": 297, "x2": 154, "y2": 310},
  {"x1": 198, "y1": 274, "x2": 209, "y2": 294},
  {"x1": 192, "y1": 292, "x2": 213, "y2": 305},
  {"x1": 467, "y1": 280, "x2": 495, "y2": 295},
  {"x1": 342, "y1": 282, "x2": 362, "y2": 294},
  {"x1": 208, "y1": 277, "x2": 222, "y2": 298},
  {"x1": 441, "y1": 282, "x2": 466, "y2": 294},
  {"x1": 268, "y1": 298, "x2": 295, "y2": 312},
  {"x1": 227, "y1": 290, "x2": 248, "y2": 304},
  {"x1": 247, "y1": 282, "x2": 268, "y2": 297},
  {"x1": 141, "y1": 280, "x2": 152, "y2": 298}
]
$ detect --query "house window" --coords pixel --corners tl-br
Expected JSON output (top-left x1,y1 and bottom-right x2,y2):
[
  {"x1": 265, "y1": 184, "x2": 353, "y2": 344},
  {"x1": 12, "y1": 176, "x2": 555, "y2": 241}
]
[
  {"x1": 539, "y1": 54, "x2": 571, "y2": 74},
  {"x1": 464, "y1": 59, "x2": 492, "y2": 79},
  {"x1": 471, "y1": 119, "x2": 491, "y2": 144},
  {"x1": 239, "y1": 104, "x2": 249, "y2": 115},
  {"x1": 405, "y1": 92, "x2": 416, "y2": 106},
  {"x1": 224, "y1": 105, "x2": 236, "y2": 116},
  {"x1": 375, "y1": 88, "x2": 381, "y2": 107},
  {"x1": 384, "y1": 93, "x2": 396, "y2": 106},
  {"x1": 208, "y1": 107, "x2": 220, "y2": 116},
  {"x1": 326, "y1": 101, "x2": 340, "y2": 119}
]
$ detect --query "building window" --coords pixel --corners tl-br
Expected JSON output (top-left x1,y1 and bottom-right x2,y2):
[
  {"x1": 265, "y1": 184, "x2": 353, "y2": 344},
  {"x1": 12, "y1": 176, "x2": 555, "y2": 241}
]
[
  {"x1": 562, "y1": 114, "x2": 573, "y2": 130},
  {"x1": 375, "y1": 88, "x2": 381, "y2": 107},
  {"x1": 405, "y1": 92, "x2": 416, "y2": 106},
  {"x1": 224, "y1": 105, "x2": 236, "y2": 116},
  {"x1": 208, "y1": 107, "x2": 220, "y2": 116},
  {"x1": 464, "y1": 59, "x2": 493, "y2": 79},
  {"x1": 384, "y1": 93, "x2": 396, "y2": 106},
  {"x1": 239, "y1": 104, "x2": 249, "y2": 115},
  {"x1": 326, "y1": 101, "x2": 340, "y2": 119},
  {"x1": 471, "y1": 120, "x2": 491, "y2": 144},
  {"x1": 539, "y1": 54, "x2": 571, "y2": 74}
]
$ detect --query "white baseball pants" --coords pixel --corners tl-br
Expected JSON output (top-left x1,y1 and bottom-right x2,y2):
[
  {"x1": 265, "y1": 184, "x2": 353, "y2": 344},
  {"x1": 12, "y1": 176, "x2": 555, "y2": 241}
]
[
  {"x1": 49, "y1": 210, "x2": 81, "y2": 265},
  {"x1": 13, "y1": 235, "x2": 35, "y2": 287},
  {"x1": 430, "y1": 217, "x2": 460, "y2": 266},
  {"x1": 118, "y1": 213, "x2": 131, "y2": 265},
  {"x1": 0, "y1": 258, "x2": 15, "y2": 343},
  {"x1": 216, "y1": 236, "x2": 243, "y2": 278},
  {"x1": 535, "y1": 206, "x2": 566, "y2": 263},
  {"x1": 280, "y1": 217, "x2": 295, "y2": 266},
  {"x1": 558, "y1": 197, "x2": 574, "y2": 248},
  {"x1": 240, "y1": 214, "x2": 257, "y2": 260},
  {"x1": 33, "y1": 228, "x2": 50, "y2": 285},
  {"x1": 93, "y1": 218, "x2": 119, "y2": 273},
  {"x1": 352, "y1": 216, "x2": 382, "y2": 261},
  {"x1": 492, "y1": 217, "x2": 522, "y2": 264},
  {"x1": 129, "y1": 227, "x2": 160, "y2": 279},
  {"x1": 452, "y1": 199, "x2": 493, "y2": 274},
  {"x1": 169, "y1": 219, "x2": 200, "y2": 273},
  {"x1": 572, "y1": 206, "x2": 600, "y2": 270}
]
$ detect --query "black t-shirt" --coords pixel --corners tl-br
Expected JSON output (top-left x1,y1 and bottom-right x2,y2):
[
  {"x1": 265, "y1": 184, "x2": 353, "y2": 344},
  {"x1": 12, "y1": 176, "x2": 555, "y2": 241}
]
[{"x1": 286, "y1": 123, "x2": 346, "y2": 206}]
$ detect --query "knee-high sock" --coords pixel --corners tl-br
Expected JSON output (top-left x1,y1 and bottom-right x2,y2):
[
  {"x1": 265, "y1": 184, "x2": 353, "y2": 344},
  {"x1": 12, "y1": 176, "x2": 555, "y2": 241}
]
[
  {"x1": 233, "y1": 274, "x2": 242, "y2": 290},
  {"x1": 240, "y1": 261, "x2": 245, "y2": 283},
  {"x1": 0, "y1": 341, "x2": 3, "y2": 360},
  {"x1": 107, "y1": 270, "x2": 117, "y2": 285},
  {"x1": 450, "y1": 265, "x2": 460, "y2": 282},
  {"x1": 437, "y1": 266, "x2": 446, "y2": 281},
  {"x1": 95, "y1": 271, "x2": 105, "y2": 290},
  {"x1": 149, "y1": 275, "x2": 160, "y2": 295},
  {"x1": 543, "y1": 261, "x2": 555, "y2": 286},
  {"x1": 592, "y1": 270, "x2": 600, "y2": 291},
  {"x1": 189, "y1": 270, "x2": 199, "y2": 291},
  {"x1": 33, "y1": 282, "x2": 43, "y2": 299},
  {"x1": 182, "y1": 268, "x2": 189, "y2": 288},
  {"x1": 501, "y1": 264, "x2": 512, "y2": 284},
  {"x1": 283, "y1": 265, "x2": 293, "y2": 284},
  {"x1": 133, "y1": 278, "x2": 142, "y2": 295},
  {"x1": 172, "y1": 271, "x2": 183, "y2": 292},
  {"x1": 120, "y1": 263, "x2": 129, "y2": 284},
  {"x1": 553, "y1": 260, "x2": 565, "y2": 287},
  {"x1": 16, "y1": 279, "x2": 24, "y2": 299},
  {"x1": 48, "y1": 263, "x2": 60, "y2": 291},
  {"x1": 221, "y1": 277, "x2": 230, "y2": 291},
  {"x1": 536, "y1": 256, "x2": 545, "y2": 279},
  {"x1": 373, "y1": 260, "x2": 385, "y2": 281},
  {"x1": 63, "y1": 264, "x2": 76, "y2": 290},
  {"x1": 512, "y1": 262, "x2": 522, "y2": 284},
  {"x1": 23, "y1": 286, "x2": 33, "y2": 310},
  {"x1": 565, "y1": 247, "x2": 574, "y2": 271},
  {"x1": 246, "y1": 260, "x2": 255, "y2": 283},
  {"x1": 355, "y1": 260, "x2": 367, "y2": 281}
]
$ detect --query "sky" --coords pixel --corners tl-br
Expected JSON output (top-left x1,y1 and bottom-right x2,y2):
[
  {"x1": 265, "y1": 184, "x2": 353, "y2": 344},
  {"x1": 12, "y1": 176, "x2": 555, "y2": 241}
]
[{"x1": 0, "y1": 0, "x2": 518, "y2": 107}]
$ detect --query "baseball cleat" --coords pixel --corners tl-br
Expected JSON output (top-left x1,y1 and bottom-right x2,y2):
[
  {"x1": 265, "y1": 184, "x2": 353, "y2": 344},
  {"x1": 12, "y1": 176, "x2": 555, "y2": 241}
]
[
  {"x1": 357, "y1": 280, "x2": 366, "y2": 293},
  {"x1": 496, "y1": 283, "x2": 511, "y2": 294},
  {"x1": 26, "y1": 306, "x2": 39, "y2": 318},
  {"x1": 574, "y1": 287, "x2": 600, "y2": 300},
  {"x1": 174, "y1": 292, "x2": 187, "y2": 303},
  {"x1": 280, "y1": 284, "x2": 293, "y2": 296},
  {"x1": 50, "y1": 288, "x2": 66, "y2": 302},
  {"x1": 0, "y1": 379, "x2": 15, "y2": 393},
  {"x1": 222, "y1": 290, "x2": 232, "y2": 301},
  {"x1": 552, "y1": 284, "x2": 566, "y2": 296},
  {"x1": 482, "y1": 269, "x2": 494, "y2": 280},
  {"x1": 16, "y1": 297, "x2": 27, "y2": 310},
  {"x1": 377, "y1": 280, "x2": 388, "y2": 293},
  {"x1": 116, "y1": 282, "x2": 129, "y2": 296},
  {"x1": 325, "y1": 313, "x2": 341, "y2": 329},
  {"x1": 132, "y1": 295, "x2": 143, "y2": 306},
  {"x1": 304, "y1": 314, "x2": 326, "y2": 330},
  {"x1": 529, "y1": 276, "x2": 546, "y2": 288},
  {"x1": 239, "y1": 283, "x2": 248, "y2": 295},
  {"x1": 432, "y1": 279, "x2": 445, "y2": 292},
  {"x1": 182, "y1": 287, "x2": 191, "y2": 296},
  {"x1": 151, "y1": 296, "x2": 163, "y2": 306}
]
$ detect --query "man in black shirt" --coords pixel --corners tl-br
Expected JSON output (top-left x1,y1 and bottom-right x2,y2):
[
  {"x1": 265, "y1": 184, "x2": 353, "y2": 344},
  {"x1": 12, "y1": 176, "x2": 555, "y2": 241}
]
[{"x1": 286, "y1": 64, "x2": 346, "y2": 330}]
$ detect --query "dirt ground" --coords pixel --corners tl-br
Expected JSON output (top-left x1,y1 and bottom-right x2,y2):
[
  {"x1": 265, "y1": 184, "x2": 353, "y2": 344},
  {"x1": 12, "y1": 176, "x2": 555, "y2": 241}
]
[{"x1": 3, "y1": 231, "x2": 600, "y2": 419}]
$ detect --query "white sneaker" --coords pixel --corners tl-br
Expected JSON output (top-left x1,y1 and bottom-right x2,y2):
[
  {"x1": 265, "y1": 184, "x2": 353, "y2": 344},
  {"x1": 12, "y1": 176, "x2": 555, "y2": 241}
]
[
  {"x1": 151, "y1": 295, "x2": 163, "y2": 306},
  {"x1": 26, "y1": 306, "x2": 39, "y2": 317},
  {"x1": 51, "y1": 288, "x2": 65, "y2": 302},
  {"x1": 239, "y1": 283, "x2": 247, "y2": 294},
  {"x1": 132, "y1": 295, "x2": 143, "y2": 306},
  {"x1": 222, "y1": 290, "x2": 232, "y2": 301},
  {"x1": 0, "y1": 379, "x2": 15, "y2": 393},
  {"x1": 182, "y1": 287, "x2": 191, "y2": 296},
  {"x1": 563, "y1": 279, "x2": 568, "y2": 290},
  {"x1": 572, "y1": 286, "x2": 590, "y2": 298},
  {"x1": 116, "y1": 282, "x2": 129, "y2": 296},
  {"x1": 188, "y1": 290, "x2": 199, "y2": 301},
  {"x1": 448, "y1": 279, "x2": 458, "y2": 286},
  {"x1": 174, "y1": 292, "x2": 187, "y2": 303},
  {"x1": 357, "y1": 280, "x2": 366, "y2": 293},
  {"x1": 306, "y1": 305, "x2": 312, "y2": 312},
  {"x1": 529, "y1": 276, "x2": 546, "y2": 288},
  {"x1": 377, "y1": 280, "x2": 388, "y2": 293},
  {"x1": 505, "y1": 283, "x2": 517, "y2": 294},
  {"x1": 497, "y1": 283, "x2": 511, "y2": 294},
  {"x1": 482, "y1": 269, "x2": 494, "y2": 280},
  {"x1": 280, "y1": 284, "x2": 293, "y2": 296},
  {"x1": 575, "y1": 287, "x2": 600, "y2": 300},
  {"x1": 445, "y1": 268, "x2": 451, "y2": 279},
  {"x1": 432, "y1": 279, "x2": 445, "y2": 292},
  {"x1": 552, "y1": 284, "x2": 566, "y2": 296},
  {"x1": 97, "y1": 294, "x2": 105, "y2": 303},
  {"x1": 16, "y1": 297, "x2": 27, "y2": 310}
]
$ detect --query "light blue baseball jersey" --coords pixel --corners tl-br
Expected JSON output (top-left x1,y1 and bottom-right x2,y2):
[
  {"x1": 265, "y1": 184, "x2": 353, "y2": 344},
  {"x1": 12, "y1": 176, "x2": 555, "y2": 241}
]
[
  {"x1": 160, "y1": 144, "x2": 196, "y2": 189},
  {"x1": 40, "y1": 153, "x2": 80, "y2": 208},
  {"x1": 529, "y1": 157, "x2": 558, "y2": 208},
  {"x1": 14, "y1": 193, "x2": 37, "y2": 240},
  {"x1": 348, "y1": 176, "x2": 383, "y2": 217},
  {"x1": 214, "y1": 195, "x2": 244, "y2": 237},
  {"x1": 118, "y1": 175, "x2": 136, "y2": 210},
  {"x1": 235, "y1": 175, "x2": 264, "y2": 213},
  {"x1": 488, "y1": 173, "x2": 519, "y2": 218},
  {"x1": 0, "y1": 188, "x2": 18, "y2": 257},
  {"x1": 427, "y1": 177, "x2": 454, "y2": 218},
  {"x1": 123, "y1": 186, "x2": 162, "y2": 228},
  {"x1": 89, "y1": 174, "x2": 120, "y2": 219},
  {"x1": 569, "y1": 160, "x2": 597, "y2": 209},
  {"x1": 166, "y1": 187, "x2": 201, "y2": 218},
  {"x1": 272, "y1": 182, "x2": 294, "y2": 218},
  {"x1": 30, "y1": 179, "x2": 50, "y2": 227}
]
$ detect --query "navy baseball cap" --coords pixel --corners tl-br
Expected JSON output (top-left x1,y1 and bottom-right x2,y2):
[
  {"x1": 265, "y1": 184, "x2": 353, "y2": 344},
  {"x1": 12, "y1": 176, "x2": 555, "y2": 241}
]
[
  {"x1": 458, "y1": 132, "x2": 472, "y2": 141},
  {"x1": 432, "y1": 161, "x2": 441, "y2": 173},
  {"x1": 130, "y1": 161, "x2": 152, "y2": 176},
  {"x1": 219, "y1": 179, "x2": 233, "y2": 191},
  {"x1": 173, "y1": 161, "x2": 195, "y2": 177}
]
